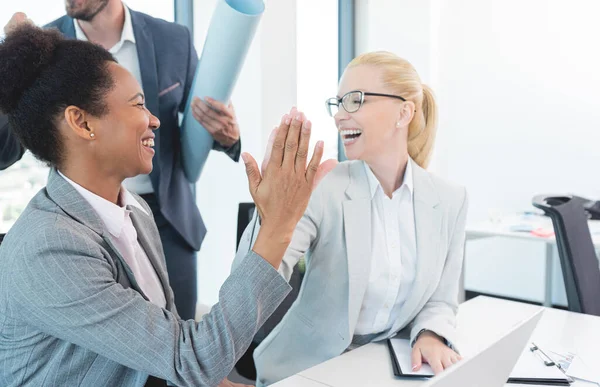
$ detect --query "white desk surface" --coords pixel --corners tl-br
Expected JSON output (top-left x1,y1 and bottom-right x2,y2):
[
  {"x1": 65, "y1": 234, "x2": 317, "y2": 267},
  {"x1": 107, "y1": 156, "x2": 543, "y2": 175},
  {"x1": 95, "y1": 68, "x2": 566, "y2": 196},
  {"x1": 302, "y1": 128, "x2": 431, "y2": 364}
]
[
  {"x1": 466, "y1": 214, "x2": 600, "y2": 246},
  {"x1": 273, "y1": 375, "x2": 329, "y2": 387},
  {"x1": 273, "y1": 296, "x2": 600, "y2": 387}
]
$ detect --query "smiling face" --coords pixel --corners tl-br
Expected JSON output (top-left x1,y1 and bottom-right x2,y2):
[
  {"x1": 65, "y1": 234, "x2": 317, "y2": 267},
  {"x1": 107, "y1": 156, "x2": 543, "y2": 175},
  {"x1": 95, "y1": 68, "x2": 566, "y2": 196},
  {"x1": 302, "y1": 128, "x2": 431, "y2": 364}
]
[
  {"x1": 79, "y1": 62, "x2": 160, "y2": 179},
  {"x1": 334, "y1": 64, "x2": 409, "y2": 163}
]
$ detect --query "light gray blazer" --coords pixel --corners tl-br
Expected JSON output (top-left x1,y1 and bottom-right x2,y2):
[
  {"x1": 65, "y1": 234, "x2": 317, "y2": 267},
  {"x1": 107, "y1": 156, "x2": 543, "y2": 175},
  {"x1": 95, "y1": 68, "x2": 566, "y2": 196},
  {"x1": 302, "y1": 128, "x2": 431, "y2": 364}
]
[
  {"x1": 233, "y1": 159, "x2": 468, "y2": 386},
  {"x1": 0, "y1": 168, "x2": 290, "y2": 387}
]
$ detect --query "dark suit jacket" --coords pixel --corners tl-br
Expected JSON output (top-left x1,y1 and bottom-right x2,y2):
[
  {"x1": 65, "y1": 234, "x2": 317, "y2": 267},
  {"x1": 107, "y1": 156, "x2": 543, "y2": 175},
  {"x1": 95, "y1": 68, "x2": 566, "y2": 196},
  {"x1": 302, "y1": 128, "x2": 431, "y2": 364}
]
[
  {"x1": 0, "y1": 10, "x2": 240, "y2": 250},
  {"x1": 0, "y1": 115, "x2": 24, "y2": 170}
]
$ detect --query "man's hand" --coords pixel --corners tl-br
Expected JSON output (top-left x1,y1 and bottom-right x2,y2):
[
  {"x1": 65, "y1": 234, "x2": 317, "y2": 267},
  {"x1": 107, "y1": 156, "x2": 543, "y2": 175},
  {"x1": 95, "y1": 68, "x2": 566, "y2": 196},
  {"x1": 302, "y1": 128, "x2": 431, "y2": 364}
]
[
  {"x1": 4, "y1": 12, "x2": 33, "y2": 35},
  {"x1": 411, "y1": 331, "x2": 462, "y2": 375},
  {"x1": 191, "y1": 96, "x2": 240, "y2": 148}
]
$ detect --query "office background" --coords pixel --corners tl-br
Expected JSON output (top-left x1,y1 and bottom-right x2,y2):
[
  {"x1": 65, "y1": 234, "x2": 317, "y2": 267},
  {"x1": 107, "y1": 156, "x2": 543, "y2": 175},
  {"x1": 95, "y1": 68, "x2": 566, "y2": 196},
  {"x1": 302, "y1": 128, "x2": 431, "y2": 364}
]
[{"x1": 1, "y1": 0, "x2": 599, "y2": 312}]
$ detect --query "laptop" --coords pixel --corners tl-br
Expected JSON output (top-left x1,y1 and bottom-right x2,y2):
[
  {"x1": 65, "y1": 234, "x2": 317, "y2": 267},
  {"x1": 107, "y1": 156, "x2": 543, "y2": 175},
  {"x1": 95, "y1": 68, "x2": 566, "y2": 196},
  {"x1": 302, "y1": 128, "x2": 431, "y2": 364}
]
[{"x1": 423, "y1": 308, "x2": 544, "y2": 387}]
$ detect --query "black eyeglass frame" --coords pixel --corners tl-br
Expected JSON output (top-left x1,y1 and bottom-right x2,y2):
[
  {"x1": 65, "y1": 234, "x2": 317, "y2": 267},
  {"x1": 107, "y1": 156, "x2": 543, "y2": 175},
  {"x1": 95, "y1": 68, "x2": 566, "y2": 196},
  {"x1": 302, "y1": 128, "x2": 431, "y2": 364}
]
[{"x1": 325, "y1": 90, "x2": 407, "y2": 116}]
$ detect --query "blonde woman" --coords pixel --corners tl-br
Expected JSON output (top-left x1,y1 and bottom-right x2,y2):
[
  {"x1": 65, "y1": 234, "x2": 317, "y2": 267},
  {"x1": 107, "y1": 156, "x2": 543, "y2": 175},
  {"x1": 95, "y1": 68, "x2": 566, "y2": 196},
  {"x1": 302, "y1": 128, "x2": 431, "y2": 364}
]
[{"x1": 233, "y1": 51, "x2": 468, "y2": 386}]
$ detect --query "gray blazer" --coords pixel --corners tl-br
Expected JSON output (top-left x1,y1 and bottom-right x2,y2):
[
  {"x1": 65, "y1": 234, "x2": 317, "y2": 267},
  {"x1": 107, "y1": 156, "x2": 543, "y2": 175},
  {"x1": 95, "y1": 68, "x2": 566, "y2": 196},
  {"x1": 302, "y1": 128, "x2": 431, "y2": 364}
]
[
  {"x1": 233, "y1": 160, "x2": 468, "y2": 386},
  {"x1": 0, "y1": 169, "x2": 290, "y2": 387}
]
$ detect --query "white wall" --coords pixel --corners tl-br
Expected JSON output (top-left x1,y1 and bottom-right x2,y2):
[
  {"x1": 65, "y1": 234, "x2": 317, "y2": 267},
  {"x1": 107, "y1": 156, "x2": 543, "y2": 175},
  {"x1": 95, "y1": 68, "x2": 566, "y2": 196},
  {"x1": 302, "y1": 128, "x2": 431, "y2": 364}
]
[
  {"x1": 356, "y1": 0, "x2": 600, "y2": 304},
  {"x1": 355, "y1": 0, "x2": 438, "y2": 86},
  {"x1": 297, "y1": 1, "x2": 339, "y2": 161}
]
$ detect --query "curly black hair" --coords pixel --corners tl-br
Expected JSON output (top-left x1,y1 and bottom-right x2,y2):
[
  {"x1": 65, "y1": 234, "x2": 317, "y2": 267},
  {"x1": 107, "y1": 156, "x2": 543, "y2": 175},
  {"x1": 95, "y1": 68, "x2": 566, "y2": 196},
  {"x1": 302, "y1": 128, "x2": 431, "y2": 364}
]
[{"x1": 0, "y1": 24, "x2": 116, "y2": 167}]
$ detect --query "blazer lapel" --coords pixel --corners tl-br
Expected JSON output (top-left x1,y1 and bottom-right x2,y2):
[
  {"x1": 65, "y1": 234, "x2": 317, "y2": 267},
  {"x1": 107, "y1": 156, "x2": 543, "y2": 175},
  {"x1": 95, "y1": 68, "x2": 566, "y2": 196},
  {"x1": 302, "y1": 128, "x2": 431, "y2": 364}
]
[
  {"x1": 46, "y1": 168, "x2": 104, "y2": 234},
  {"x1": 130, "y1": 11, "x2": 161, "y2": 184},
  {"x1": 46, "y1": 169, "x2": 144, "y2": 294},
  {"x1": 128, "y1": 206, "x2": 174, "y2": 311},
  {"x1": 344, "y1": 162, "x2": 373, "y2": 337},
  {"x1": 389, "y1": 160, "x2": 443, "y2": 334},
  {"x1": 102, "y1": 234, "x2": 147, "y2": 297},
  {"x1": 59, "y1": 17, "x2": 76, "y2": 39}
]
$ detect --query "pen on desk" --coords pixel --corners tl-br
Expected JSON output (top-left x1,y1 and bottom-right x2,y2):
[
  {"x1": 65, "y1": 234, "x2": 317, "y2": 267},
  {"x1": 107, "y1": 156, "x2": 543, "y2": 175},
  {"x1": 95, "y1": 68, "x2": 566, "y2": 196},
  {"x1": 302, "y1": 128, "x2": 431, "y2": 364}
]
[
  {"x1": 530, "y1": 342, "x2": 574, "y2": 383},
  {"x1": 530, "y1": 343, "x2": 555, "y2": 366}
]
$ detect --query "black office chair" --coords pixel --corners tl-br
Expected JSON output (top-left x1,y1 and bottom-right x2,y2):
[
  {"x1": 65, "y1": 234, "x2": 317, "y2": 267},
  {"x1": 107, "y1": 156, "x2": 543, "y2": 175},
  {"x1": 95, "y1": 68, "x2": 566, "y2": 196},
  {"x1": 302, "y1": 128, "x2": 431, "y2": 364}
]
[
  {"x1": 532, "y1": 195, "x2": 600, "y2": 316},
  {"x1": 584, "y1": 200, "x2": 600, "y2": 220},
  {"x1": 236, "y1": 203, "x2": 257, "y2": 249},
  {"x1": 234, "y1": 202, "x2": 305, "y2": 380}
]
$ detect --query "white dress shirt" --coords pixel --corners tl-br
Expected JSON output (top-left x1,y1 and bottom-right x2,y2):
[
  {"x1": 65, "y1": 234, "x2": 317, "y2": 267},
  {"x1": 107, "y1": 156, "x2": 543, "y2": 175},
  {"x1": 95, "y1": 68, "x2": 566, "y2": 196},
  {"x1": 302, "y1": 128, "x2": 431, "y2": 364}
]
[
  {"x1": 58, "y1": 171, "x2": 166, "y2": 308},
  {"x1": 353, "y1": 161, "x2": 417, "y2": 335},
  {"x1": 74, "y1": 5, "x2": 154, "y2": 195}
]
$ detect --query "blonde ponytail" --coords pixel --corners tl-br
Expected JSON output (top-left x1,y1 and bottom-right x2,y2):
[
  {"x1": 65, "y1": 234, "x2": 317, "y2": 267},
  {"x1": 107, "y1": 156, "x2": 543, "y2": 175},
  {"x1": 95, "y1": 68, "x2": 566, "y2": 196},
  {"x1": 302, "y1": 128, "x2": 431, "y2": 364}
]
[
  {"x1": 408, "y1": 83, "x2": 437, "y2": 169},
  {"x1": 348, "y1": 51, "x2": 438, "y2": 169}
]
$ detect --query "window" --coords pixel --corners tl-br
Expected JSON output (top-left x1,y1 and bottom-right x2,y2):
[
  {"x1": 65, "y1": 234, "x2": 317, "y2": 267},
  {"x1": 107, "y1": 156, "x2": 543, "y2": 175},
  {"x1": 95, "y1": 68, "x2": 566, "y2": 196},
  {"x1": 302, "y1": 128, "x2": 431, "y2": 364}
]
[
  {"x1": 296, "y1": 0, "x2": 339, "y2": 161},
  {"x1": 0, "y1": 1, "x2": 174, "y2": 233}
]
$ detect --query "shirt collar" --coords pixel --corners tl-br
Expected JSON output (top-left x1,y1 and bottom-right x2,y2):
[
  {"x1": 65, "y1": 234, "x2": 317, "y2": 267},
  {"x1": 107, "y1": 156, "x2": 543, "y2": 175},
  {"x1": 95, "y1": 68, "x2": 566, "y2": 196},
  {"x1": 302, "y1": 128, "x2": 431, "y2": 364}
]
[
  {"x1": 73, "y1": 4, "x2": 136, "y2": 51},
  {"x1": 58, "y1": 171, "x2": 148, "y2": 238},
  {"x1": 363, "y1": 159, "x2": 414, "y2": 199}
]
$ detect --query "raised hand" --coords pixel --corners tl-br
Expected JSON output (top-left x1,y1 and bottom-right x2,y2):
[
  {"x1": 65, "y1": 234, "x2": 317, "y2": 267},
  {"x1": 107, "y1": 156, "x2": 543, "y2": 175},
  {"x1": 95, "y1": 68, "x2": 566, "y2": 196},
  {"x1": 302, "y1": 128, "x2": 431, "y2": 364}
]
[
  {"x1": 242, "y1": 110, "x2": 324, "y2": 268},
  {"x1": 261, "y1": 107, "x2": 337, "y2": 190},
  {"x1": 4, "y1": 13, "x2": 33, "y2": 35}
]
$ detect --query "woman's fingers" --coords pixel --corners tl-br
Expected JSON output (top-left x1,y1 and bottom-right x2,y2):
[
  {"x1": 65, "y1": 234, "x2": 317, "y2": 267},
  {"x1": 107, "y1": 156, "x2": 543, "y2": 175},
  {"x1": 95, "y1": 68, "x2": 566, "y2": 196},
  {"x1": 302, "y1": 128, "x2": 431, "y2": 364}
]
[{"x1": 282, "y1": 113, "x2": 304, "y2": 168}]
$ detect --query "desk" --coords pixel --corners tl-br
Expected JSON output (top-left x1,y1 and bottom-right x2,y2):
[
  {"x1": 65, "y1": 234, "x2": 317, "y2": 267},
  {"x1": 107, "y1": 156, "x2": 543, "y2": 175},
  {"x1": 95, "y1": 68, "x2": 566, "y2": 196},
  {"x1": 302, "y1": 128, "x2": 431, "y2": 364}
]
[
  {"x1": 273, "y1": 296, "x2": 600, "y2": 387},
  {"x1": 465, "y1": 215, "x2": 600, "y2": 306},
  {"x1": 273, "y1": 375, "x2": 329, "y2": 386}
]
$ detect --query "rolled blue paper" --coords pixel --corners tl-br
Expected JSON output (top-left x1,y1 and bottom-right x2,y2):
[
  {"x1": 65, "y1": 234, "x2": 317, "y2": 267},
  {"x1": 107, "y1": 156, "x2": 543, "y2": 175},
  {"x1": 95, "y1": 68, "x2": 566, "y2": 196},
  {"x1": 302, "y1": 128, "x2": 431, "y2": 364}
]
[{"x1": 181, "y1": 0, "x2": 265, "y2": 183}]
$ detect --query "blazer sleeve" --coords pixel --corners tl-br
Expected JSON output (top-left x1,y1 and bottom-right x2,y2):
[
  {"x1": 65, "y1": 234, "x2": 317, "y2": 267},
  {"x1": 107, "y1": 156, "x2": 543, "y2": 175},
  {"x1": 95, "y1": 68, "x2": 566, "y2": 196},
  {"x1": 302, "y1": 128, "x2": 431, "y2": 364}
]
[
  {"x1": 232, "y1": 187, "x2": 323, "y2": 282},
  {"x1": 410, "y1": 188, "x2": 468, "y2": 350},
  {"x1": 9, "y1": 228, "x2": 291, "y2": 387},
  {"x1": 0, "y1": 113, "x2": 25, "y2": 170},
  {"x1": 212, "y1": 140, "x2": 241, "y2": 162}
]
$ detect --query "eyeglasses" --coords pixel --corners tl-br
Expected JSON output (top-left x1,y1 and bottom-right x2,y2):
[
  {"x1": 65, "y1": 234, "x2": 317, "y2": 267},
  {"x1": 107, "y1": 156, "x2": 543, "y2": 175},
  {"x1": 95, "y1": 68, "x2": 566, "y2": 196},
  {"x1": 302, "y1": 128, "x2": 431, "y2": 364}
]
[{"x1": 325, "y1": 90, "x2": 407, "y2": 117}]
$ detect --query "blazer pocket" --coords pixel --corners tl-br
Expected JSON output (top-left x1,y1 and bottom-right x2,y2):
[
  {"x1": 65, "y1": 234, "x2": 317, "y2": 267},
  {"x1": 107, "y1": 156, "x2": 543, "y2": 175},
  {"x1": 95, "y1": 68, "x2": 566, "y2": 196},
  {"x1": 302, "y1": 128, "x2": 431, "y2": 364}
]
[{"x1": 158, "y1": 82, "x2": 181, "y2": 97}]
